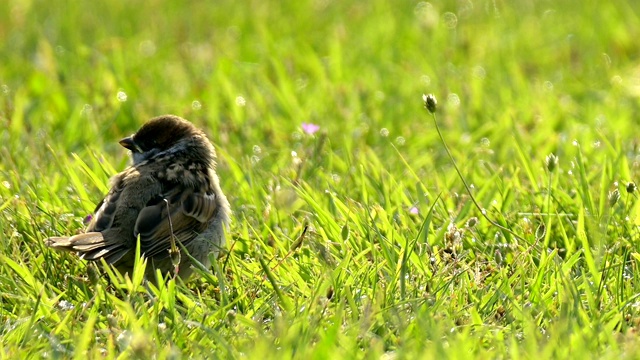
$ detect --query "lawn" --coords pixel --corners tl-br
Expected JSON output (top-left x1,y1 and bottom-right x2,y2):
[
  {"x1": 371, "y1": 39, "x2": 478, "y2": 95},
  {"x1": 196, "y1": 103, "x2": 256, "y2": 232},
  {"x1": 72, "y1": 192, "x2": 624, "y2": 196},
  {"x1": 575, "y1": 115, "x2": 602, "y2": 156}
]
[{"x1": 2, "y1": 0, "x2": 640, "y2": 358}]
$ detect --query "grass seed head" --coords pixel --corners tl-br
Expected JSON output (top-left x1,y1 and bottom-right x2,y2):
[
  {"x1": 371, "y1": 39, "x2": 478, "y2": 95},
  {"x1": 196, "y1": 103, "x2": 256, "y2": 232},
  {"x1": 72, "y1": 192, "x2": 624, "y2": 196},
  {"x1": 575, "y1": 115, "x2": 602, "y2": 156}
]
[
  {"x1": 423, "y1": 94, "x2": 437, "y2": 113},
  {"x1": 226, "y1": 310, "x2": 237, "y2": 322},
  {"x1": 609, "y1": 189, "x2": 620, "y2": 207},
  {"x1": 627, "y1": 182, "x2": 636, "y2": 194},
  {"x1": 87, "y1": 263, "x2": 100, "y2": 286},
  {"x1": 545, "y1": 153, "x2": 558, "y2": 173},
  {"x1": 466, "y1": 217, "x2": 478, "y2": 228}
]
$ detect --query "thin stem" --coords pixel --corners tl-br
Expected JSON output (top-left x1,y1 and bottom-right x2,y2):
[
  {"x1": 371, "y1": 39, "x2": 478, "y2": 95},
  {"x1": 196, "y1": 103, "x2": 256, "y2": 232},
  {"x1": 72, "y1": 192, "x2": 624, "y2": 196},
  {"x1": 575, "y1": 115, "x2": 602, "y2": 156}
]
[
  {"x1": 164, "y1": 198, "x2": 181, "y2": 276},
  {"x1": 429, "y1": 111, "x2": 528, "y2": 244}
]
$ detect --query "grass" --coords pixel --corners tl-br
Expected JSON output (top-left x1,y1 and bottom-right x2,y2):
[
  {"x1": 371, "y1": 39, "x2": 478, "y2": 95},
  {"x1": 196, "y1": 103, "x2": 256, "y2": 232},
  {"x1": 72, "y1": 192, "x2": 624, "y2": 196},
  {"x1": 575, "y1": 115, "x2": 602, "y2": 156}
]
[{"x1": 2, "y1": 0, "x2": 640, "y2": 358}]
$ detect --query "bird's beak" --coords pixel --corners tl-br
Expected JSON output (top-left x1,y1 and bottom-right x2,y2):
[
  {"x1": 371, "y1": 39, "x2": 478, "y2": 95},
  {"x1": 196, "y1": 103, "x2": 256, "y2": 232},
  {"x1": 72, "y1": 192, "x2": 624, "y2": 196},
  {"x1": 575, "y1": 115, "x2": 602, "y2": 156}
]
[{"x1": 119, "y1": 137, "x2": 139, "y2": 152}]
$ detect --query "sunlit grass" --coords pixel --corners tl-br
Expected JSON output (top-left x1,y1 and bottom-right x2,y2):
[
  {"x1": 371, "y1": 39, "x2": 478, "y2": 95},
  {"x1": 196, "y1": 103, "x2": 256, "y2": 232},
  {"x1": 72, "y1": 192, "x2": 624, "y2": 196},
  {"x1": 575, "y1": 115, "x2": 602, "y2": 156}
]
[{"x1": 2, "y1": 0, "x2": 640, "y2": 358}]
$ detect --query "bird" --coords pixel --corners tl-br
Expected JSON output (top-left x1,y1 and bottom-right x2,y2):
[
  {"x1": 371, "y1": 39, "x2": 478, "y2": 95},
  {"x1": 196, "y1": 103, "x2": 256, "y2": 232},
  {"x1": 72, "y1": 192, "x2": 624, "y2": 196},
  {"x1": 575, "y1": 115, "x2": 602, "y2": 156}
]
[{"x1": 45, "y1": 115, "x2": 230, "y2": 281}]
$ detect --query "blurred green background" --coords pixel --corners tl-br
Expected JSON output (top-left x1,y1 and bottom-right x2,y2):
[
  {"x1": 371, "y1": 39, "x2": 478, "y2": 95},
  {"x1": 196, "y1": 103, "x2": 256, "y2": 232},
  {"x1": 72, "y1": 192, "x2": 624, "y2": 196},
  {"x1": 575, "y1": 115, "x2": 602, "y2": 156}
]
[
  {"x1": 3, "y1": 0, "x2": 638, "y2": 152},
  {"x1": 3, "y1": 0, "x2": 639, "y2": 209},
  {"x1": 3, "y1": 0, "x2": 640, "y2": 221}
]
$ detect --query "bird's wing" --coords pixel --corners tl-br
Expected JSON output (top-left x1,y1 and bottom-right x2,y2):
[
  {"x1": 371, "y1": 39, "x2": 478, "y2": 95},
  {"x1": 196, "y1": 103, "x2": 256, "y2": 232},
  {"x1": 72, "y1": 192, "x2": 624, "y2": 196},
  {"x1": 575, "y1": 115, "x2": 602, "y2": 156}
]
[
  {"x1": 46, "y1": 174, "x2": 129, "y2": 262},
  {"x1": 134, "y1": 185, "x2": 218, "y2": 259},
  {"x1": 86, "y1": 175, "x2": 125, "y2": 233},
  {"x1": 47, "y1": 171, "x2": 163, "y2": 265}
]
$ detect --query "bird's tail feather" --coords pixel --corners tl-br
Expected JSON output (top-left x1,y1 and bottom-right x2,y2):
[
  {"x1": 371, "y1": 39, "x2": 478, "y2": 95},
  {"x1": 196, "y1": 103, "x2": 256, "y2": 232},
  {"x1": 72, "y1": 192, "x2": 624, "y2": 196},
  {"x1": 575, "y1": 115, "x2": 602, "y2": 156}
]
[{"x1": 45, "y1": 232, "x2": 128, "y2": 264}]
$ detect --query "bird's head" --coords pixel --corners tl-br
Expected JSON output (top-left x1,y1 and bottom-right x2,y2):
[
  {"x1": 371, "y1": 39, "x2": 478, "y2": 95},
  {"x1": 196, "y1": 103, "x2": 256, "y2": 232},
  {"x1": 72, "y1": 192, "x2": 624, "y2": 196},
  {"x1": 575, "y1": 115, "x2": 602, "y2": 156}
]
[{"x1": 120, "y1": 115, "x2": 203, "y2": 164}]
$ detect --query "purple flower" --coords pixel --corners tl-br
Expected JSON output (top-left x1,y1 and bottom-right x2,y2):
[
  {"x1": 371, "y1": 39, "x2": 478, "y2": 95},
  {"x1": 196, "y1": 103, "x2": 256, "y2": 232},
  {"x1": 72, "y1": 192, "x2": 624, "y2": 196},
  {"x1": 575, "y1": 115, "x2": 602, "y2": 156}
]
[
  {"x1": 301, "y1": 122, "x2": 320, "y2": 135},
  {"x1": 409, "y1": 207, "x2": 419, "y2": 215},
  {"x1": 83, "y1": 214, "x2": 93, "y2": 225}
]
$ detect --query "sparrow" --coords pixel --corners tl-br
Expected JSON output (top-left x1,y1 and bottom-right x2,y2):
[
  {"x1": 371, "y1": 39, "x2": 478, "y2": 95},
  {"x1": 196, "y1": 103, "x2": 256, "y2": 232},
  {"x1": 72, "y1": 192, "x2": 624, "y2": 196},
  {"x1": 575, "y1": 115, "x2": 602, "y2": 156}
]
[{"x1": 46, "y1": 115, "x2": 230, "y2": 280}]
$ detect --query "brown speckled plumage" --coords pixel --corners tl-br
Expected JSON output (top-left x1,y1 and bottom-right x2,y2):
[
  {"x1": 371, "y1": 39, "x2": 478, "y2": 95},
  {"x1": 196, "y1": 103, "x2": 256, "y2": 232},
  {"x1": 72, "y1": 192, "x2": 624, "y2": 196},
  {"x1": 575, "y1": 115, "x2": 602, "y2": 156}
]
[{"x1": 46, "y1": 115, "x2": 230, "y2": 280}]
